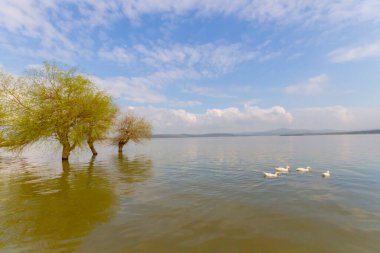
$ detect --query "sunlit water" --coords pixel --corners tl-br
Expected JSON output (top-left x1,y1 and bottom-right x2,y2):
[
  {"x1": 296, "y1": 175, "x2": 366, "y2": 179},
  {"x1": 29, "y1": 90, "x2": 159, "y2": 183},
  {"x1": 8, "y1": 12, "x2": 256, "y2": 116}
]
[{"x1": 1, "y1": 135, "x2": 380, "y2": 253}]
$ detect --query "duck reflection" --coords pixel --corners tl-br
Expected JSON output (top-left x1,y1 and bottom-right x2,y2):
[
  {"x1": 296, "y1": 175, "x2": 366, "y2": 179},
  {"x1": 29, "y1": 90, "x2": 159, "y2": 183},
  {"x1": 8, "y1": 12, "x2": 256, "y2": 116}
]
[{"x1": 0, "y1": 158, "x2": 116, "y2": 252}]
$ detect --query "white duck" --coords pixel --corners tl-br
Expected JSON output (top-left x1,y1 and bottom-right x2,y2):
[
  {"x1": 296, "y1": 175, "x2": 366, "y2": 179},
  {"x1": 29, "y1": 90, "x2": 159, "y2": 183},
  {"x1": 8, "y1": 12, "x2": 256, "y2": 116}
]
[
  {"x1": 263, "y1": 171, "x2": 280, "y2": 178},
  {"x1": 296, "y1": 166, "x2": 311, "y2": 172},
  {"x1": 322, "y1": 171, "x2": 331, "y2": 177},
  {"x1": 276, "y1": 165, "x2": 290, "y2": 173}
]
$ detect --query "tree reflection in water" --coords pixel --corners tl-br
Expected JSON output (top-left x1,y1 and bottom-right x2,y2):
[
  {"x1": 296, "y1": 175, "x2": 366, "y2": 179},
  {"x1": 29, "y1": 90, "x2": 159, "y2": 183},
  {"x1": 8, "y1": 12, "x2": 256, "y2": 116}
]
[
  {"x1": 116, "y1": 153, "x2": 153, "y2": 184},
  {"x1": 0, "y1": 154, "x2": 152, "y2": 253}
]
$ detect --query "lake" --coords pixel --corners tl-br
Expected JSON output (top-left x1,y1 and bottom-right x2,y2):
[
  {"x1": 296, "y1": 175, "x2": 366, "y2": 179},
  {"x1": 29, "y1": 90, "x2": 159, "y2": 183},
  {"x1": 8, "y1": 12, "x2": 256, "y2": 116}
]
[{"x1": 1, "y1": 135, "x2": 380, "y2": 252}]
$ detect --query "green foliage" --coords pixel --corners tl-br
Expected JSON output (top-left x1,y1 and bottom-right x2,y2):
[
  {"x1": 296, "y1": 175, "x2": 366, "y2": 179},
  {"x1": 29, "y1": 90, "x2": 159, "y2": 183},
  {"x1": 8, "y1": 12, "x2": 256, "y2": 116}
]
[
  {"x1": 0, "y1": 63, "x2": 117, "y2": 159},
  {"x1": 0, "y1": 71, "x2": 28, "y2": 146},
  {"x1": 0, "y1": 104, "x2": 5, "y2": 144},
  {"x1": 113, "y1": 112, "x2": 152, "y2": 152},
  {"x1": 82, "y1": 91, "x2": 118, "y2": 143}
]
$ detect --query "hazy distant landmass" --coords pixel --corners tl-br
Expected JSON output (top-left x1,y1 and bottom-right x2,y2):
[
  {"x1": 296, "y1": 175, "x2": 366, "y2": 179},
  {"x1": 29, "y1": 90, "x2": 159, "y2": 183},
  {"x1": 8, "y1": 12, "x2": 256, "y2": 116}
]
[
  {"x1": 153, "y1": 128, "x2": 380, "y2": 138},
  {"x1": 280, "y1": 129, "x2": 380, "y2": 136}
]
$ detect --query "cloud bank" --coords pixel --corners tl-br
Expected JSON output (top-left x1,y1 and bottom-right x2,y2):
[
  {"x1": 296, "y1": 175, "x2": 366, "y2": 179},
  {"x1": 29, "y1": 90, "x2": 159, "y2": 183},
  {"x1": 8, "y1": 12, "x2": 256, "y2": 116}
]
[{"x1": 127, "y1": 105, "x2": 380, "y2": 134}]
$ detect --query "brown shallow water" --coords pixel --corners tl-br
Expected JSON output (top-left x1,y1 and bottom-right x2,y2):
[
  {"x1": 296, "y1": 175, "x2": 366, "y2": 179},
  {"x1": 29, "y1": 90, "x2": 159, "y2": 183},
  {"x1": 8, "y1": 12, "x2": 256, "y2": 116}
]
[{"x1": 1, "y1": 135, "x2": 380, "y2": 252}]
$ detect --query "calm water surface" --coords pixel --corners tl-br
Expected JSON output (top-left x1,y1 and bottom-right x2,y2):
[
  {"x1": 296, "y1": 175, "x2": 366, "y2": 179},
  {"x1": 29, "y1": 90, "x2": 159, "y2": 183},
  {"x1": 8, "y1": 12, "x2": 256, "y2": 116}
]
[{"x1": 1, "y1": 135, "x2": 380, "y2": 252}]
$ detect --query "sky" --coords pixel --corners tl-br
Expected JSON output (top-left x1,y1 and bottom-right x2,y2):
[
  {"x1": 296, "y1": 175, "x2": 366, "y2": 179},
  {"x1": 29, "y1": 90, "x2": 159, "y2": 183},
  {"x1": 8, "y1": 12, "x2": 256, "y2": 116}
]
[{"x1": 1, "y1": 0, "x2": 380, "y2": 134}]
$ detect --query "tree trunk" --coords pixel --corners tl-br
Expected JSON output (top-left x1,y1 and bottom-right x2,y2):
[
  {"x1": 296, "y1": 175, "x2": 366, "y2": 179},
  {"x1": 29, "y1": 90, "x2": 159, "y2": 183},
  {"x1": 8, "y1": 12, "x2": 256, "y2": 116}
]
[
  {"x1": 118, "y1": 142, "x2": 124, "y2": 153},
  {"x1": 61, "y1": 160, "x2": 70, "y2": 171},
  {"x1": 88, "y1": 141, "x2": 98, "y2": 156},
  {"x1": 62, "y1": 143, "x2": 71, "y2": 160}
]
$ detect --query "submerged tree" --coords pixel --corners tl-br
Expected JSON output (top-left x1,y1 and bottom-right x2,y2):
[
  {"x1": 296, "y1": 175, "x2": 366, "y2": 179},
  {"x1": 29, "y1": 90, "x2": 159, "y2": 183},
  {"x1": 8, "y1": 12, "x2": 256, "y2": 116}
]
[
  {"x1": 0, "y1": 103, "x2": 6, "y2": 144},
  {"x1": 113, "y1": 113, "x2": 152, "y2": 153},
  {"x1": 81, "y1": 91, "x2": 118, "y2": 156},
  {"x1": 0, "y1": 71, "x2": 28, "y2": 147},
  {"x1": 0, "y1": 88, "x2": 4, "y2": 142},
  {"x1": 0, "y1": 63, "x2": 117, "y2": 160},
  {"x1": 0, "y1": 101, "x2": 5, "y2": 144}
]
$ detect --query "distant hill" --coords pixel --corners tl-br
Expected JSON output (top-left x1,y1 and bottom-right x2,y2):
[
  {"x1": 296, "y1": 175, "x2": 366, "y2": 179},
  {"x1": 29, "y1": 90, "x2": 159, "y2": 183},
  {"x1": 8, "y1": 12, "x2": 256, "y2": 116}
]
[
  {"x1": 153, "y1": 133, "x2": 236, "y2": 138},
  {"x1": 153, "y1": 128, "x2": 380, "y2": 138},
  {"x1": 236, "y1": 128, "x2": 338, "y2": 136},
  {"x1": 280, "y1": 129, "x2": 380, "y2": 136}
]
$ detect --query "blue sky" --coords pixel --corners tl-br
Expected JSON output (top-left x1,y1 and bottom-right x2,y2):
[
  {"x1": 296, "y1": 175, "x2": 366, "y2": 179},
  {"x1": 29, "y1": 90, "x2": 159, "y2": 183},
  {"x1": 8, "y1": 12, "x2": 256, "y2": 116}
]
[{"x1": 1, "y1": 1, "x2": 380, "y2": 133}]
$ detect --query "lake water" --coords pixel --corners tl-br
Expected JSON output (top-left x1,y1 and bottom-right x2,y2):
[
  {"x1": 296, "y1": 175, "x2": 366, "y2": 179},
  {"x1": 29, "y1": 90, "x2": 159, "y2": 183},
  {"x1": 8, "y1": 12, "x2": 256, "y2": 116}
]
[{"x1": 1, "y1": 135, "x2": 380, "y2": 252}]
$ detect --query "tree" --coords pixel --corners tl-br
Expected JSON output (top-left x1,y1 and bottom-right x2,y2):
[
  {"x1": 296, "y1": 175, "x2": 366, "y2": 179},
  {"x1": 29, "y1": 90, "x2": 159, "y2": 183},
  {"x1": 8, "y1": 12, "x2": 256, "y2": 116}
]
[
  {"x1": 80, "y1": 91, "x2": 118, "y2": 156},
  {"x1": 0, "y1": 91, "x2": 4, "y2": 142},
  {"x1": 113, "y1": 112, "x2": 152, "y2": 153},
  {"x1": 0, "y1": 63, "x2": 117, "y2": 160},
  {"x1": 0, "y1": 103, "x2": 5, "y2": 144},
  {"x1": 0, "y1": 71, "x2": 29, "y2": 147}
]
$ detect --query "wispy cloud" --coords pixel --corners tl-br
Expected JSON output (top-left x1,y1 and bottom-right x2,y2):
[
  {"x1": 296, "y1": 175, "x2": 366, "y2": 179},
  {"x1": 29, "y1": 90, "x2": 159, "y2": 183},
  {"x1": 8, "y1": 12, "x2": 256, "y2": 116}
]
[
  {"x1": 98, "y1": 47, "x2": 134, "y2": 64},
  {"x1": 284, "y1": 74, "x2": 328, "y2": 95},
  {"x1": 169, "y1": 100, "x2": 202, "y2": 107},
  {"x1": 259, "y1": 52, "x2": 281, "y2": 62},
  {"x1": 328, "y1": 40, "x2": 380, "y2": 63},
  {"x1": 0, "y1": 0, "x2": 119, "y2": 61},
  {"x1": 91, "y1": 75, "x2": 167, "y2": 104},
  {"x1": 134, "y1": 43, "x2": 257, "y2": 75},
  {"x1": 89, "y1": 69, "x2": 200, "y2": 104},
  {"x1": 183, "y1": 85, "x2": 236, "y2": 99},
  {"x1": 120, "y1": 1, "x2": 380, "y2": 26},
  {"x1": 2, "y1": 1, "x2": 379, "y2": 62},
  {"x1": 0, "y1": 1, "x2": 74, "y2": 49}
]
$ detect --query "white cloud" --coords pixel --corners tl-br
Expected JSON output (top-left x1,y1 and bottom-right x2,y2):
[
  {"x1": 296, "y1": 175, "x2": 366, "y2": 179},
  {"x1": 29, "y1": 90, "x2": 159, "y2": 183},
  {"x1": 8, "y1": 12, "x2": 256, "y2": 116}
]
[
  {"x1": 183, "y1": 85, "x2": 236, "y2": 98},
  {"x1": 0, "y1": 0, "x2": 120, "y2": 61},
  {"x1": 88, "y1": 42, "x2": 256, "y2": 106},
  {"x1": 98, "y1": 47, "x2": 134, "y2": 64},
  {"x1": 25, "y1": 64, "x2": 44, "y2": 70},
  {"x1": 259, "y1": 52, "x2": 281, "y2": 62},
  {"x1": 169, "y1": 100, "x2": 202, "y2": 107},
  {"x1": 294, "y1": 106, "x2": 354, "y2": 125},
  {"x1": 127, "y1": 105, "x2": 380, "y2": 133},
  {"x1": 90, "y1": 75, "x2": 167, "y2": 104},
  {"x1": 90, "y1": 69, "x2": 201, "y2": 104},
  {"x1": 1, "y1": 1, "x2": 380, "y2": 64},
  {"x1": 292, "y1": 106, "x2": 380, "y2": 130},
  {"x1": 129, "y1": 105, "x2": 293, "y2": 133},
  {"x1": 0, "y1": 1, "x2": 74, "y2": 49},
  {"x1": 328, "y1": 41, "x2": 380, "y2": 63},
  {"x1": 284, "y1": 74, "x2": 328, "y2": 95},
  {"x1": 120, "y1": 1, "x2": 380, "y2": 26},
  {"x1": 134, "y1": 43, "x2": 257, "y2": 74}
]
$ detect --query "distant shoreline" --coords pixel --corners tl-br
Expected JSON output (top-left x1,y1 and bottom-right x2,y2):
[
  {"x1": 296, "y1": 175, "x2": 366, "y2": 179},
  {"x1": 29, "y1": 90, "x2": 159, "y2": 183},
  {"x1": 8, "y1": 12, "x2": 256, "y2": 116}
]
[
  {"x1": 280, "y1": 129, "x2": 380, "y2": 136},
  {"x1": 153, "y1": 129, "x2": 380, "y2": 139}
]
